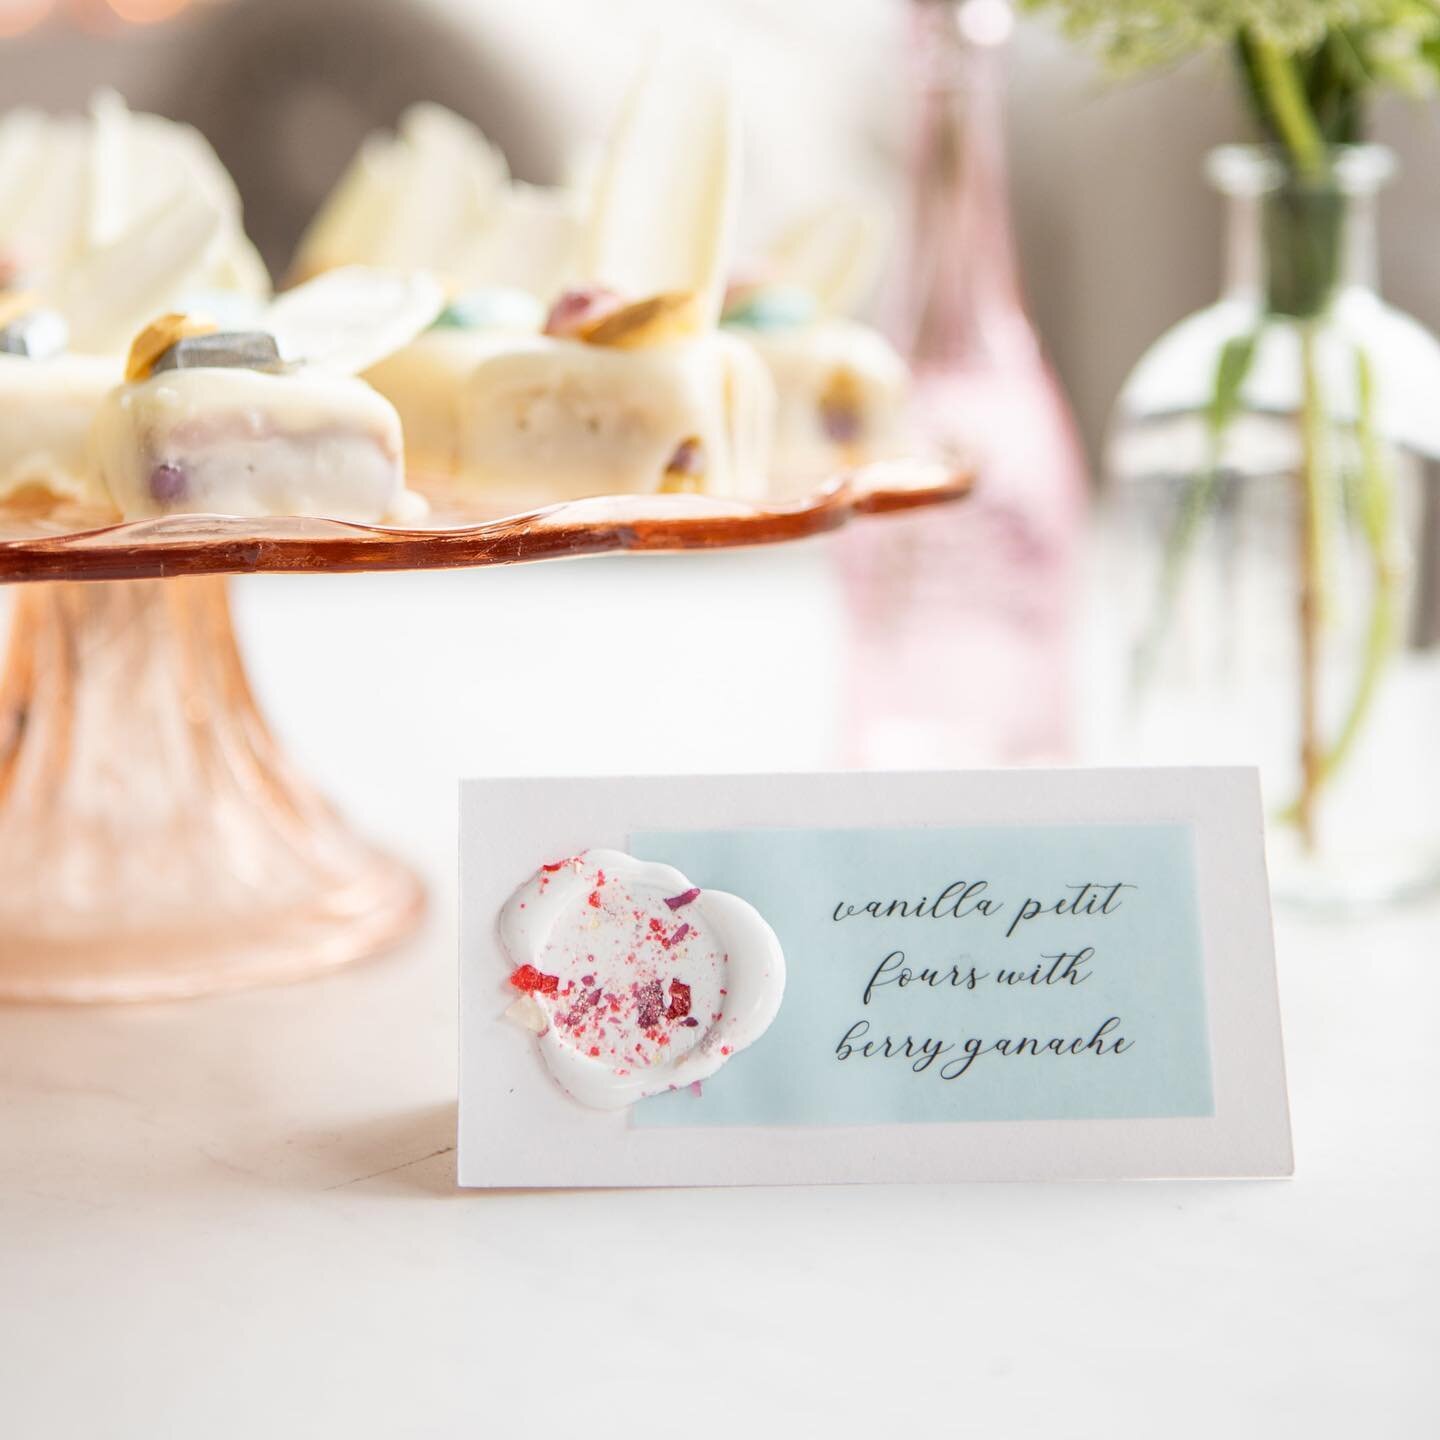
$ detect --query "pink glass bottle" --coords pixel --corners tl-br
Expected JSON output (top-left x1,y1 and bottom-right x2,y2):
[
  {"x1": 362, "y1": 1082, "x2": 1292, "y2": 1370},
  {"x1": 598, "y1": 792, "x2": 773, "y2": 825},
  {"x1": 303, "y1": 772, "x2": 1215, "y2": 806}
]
[{"x1": 838, "y1": 0, "x2": 1088, "y2": 767}]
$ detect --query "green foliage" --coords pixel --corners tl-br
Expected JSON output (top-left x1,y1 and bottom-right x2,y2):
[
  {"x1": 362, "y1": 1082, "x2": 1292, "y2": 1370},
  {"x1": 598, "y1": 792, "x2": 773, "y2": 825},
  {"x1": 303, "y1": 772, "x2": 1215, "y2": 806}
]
[
  {"x1": 1025, "y1": 1, "x2": 1440, "y2": 164},
  {"x1": 1024, "y1": 2, "x2": 1440, "y2": 74}
]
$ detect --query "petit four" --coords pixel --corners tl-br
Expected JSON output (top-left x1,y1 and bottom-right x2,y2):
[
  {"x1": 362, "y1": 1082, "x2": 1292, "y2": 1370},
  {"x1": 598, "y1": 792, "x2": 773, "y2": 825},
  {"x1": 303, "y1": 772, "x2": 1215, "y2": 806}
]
[
  {"x1": 307, "y1": 60, "x2": 777, "y2": 501},
  {"x1": 0, "y1": 297, "x2": 117, "y2": 504},
  {"x1": 449, "y1": 318, "x2": 772, "y2": 501},
  {"x1": 91, "y1": 268, "x2": 442, "y2": 523},
  {"x1": 727, "y1": 312, "x2": 908, "y2": 489},
  {"x1": 723, "y1": 203, "x2": 909, "y2": 487},
  {"x1": 0, "y1": 182, "x2": 245, "y2": 506},
  {"x1": 0, "y1": 94, "x2": 270, "y2": 507}
]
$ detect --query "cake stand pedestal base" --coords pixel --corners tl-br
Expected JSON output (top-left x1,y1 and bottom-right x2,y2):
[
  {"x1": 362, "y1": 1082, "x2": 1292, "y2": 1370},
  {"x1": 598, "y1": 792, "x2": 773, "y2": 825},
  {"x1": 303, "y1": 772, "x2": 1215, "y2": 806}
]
[{"x1": 0, "y1": 577, "x2": 424, "y2": 1003}]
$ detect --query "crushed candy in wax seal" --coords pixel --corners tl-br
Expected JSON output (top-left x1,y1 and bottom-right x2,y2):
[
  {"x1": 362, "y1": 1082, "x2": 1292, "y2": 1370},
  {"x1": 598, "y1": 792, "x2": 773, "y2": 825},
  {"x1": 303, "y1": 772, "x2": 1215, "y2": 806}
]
[{"x1": 498, "y1": 849, "x2": 785, "y2": 1110}]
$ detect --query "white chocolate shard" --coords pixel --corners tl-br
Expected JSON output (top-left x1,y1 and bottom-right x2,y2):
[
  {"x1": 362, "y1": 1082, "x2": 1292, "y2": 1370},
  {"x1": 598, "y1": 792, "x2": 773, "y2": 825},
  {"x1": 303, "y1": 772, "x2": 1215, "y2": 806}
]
[
  {"x1": 47, "y1": 188, "x2": 227, "y2": 356},
  {"x1": 1, "y1": 93, "x2": 268, "y2": 314},
  {"x1": 267, "y1": 265, "x2": 444, "y2": 376},
  {"x1": 0, "y1": 113, "x2": 90, "y2": 274},
  {"x1": 499, "y1": 850, "x2": 784, "y2": 1111},
  {"x1": 86, "y1": 89, "x2": 131, "y2": 250},
  {"x1": 372, "y1": 103, "x2": 508, "y2": 273},
  {"x1": 0, "y1": 108, "x2": 49, "y2": 246},
  {"x1": 582, "y1": 52, "x2": 739, "y2": 331},
  {"x1": 291, "y1": 103, "x2": 582, "y2": 297},
  {"x1": 453, "y1": 182, "x2": 583, "y2": 299},
  {"x1": 290, "y1": 133, "x2": 397, "y2": 281},
  {"x1": 93, "y1": 92, "x2": 269, "y2": 298},
  {"x1": 766, "y1": 200, "x2": 890, "y2": 318}
]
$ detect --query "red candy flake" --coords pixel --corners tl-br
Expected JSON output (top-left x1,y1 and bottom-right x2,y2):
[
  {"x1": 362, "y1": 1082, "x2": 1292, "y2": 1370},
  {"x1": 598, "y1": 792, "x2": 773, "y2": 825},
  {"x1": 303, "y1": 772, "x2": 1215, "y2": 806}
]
[
  {"x1": 665, "y1": 888, "x2": 700, "y2": 911},
  {"x1": 588, "y1": 1046, "x2": 600, "y2": 1058},
  {"x1": 588, "y1": 890, "x2": 602, "y2": 908},
  {"x1": 665, "y1": 979, "x2": 692, "y2": 1021},
  {"x1": 508, "y1": 963, "x2": 559, "y2": 995},
  {"x1": 669, "y1": 923, "x2": 690, "y2": 948},
  {"x1": 541, "y1": 861, "x2": 568, "y2": 873},
  {"x1": 635, "y1": 978, "x2": 665, "y2": 1030}
]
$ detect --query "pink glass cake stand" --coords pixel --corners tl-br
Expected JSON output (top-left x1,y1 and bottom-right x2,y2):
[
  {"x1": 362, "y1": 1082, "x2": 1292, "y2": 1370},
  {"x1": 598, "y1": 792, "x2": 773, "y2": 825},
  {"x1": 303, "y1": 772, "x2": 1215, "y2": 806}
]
[{"x1": 0, "y1": 462, "x2": 969, "y2": 1003}]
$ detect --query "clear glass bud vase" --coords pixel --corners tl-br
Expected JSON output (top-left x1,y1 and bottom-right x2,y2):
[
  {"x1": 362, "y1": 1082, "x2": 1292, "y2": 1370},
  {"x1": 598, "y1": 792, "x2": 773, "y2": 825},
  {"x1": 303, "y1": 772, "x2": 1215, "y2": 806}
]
[{"x1": 1106, "y1": 144, "x2": 1440, "y2": 907}]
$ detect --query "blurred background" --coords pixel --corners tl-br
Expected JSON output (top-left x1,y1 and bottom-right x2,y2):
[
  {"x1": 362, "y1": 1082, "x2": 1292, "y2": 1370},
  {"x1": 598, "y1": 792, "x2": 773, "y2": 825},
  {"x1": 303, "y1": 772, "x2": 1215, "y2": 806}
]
[
  {"x1": 2, "y1": 10, "x2": 1435, "y2": 1426},
  {"x1": 3, "y1": 0, "x2": 1437, "y2": 464},
  {"x1": 3, "y1": 0, "x2": 1440, "y2": 911}
]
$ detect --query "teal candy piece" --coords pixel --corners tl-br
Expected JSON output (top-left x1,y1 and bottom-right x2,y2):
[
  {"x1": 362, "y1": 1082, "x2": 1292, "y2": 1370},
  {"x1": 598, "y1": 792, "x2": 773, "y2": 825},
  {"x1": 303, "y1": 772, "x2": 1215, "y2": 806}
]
[
  {"x1": 432, "y1": 287, "x2": 544, "y2": 333},
  {"x1": 722, "y1": 284, "x2": 818, "y2": 331}
]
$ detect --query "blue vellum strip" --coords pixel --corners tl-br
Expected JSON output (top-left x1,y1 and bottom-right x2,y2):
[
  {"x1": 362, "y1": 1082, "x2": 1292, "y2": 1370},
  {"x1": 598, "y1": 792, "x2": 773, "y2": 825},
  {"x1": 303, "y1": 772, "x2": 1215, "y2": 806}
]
[{"x1": 629, "y1": 824, "x2": 1213, "y2": 1128}]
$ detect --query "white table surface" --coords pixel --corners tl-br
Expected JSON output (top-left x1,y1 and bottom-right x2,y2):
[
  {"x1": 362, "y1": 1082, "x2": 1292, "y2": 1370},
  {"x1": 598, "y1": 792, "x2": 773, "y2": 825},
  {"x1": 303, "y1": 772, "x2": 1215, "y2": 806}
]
[{"x1": 1, "y1": 546, "x2": 1436, "y2": 1438}]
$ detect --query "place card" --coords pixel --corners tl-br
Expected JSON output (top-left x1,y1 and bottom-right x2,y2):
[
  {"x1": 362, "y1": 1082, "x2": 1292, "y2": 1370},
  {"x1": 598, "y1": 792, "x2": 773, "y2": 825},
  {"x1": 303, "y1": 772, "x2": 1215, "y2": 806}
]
[{"x1": 458, "y1": 769, "x2": 1291, "y2": 1187}]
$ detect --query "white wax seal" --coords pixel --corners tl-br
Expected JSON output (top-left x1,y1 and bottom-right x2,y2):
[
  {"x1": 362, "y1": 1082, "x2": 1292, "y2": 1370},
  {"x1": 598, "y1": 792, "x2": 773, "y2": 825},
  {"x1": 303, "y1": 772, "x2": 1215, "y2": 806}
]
[{"x1": 499, "y1": 848, "x2": 784, "y2": 1110}]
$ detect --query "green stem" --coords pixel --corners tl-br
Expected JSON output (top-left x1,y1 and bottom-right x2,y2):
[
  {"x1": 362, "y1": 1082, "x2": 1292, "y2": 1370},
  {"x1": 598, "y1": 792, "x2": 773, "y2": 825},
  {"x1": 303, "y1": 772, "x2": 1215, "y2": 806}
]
[
  {"x1": 1133, "y1": 331, "x2": 1260, "y2": 693},
  {"x1": 1279, "y1": 345, "x2": 1400, "y2": 823},
  {"x1": 1246, "y1": 34, "x2": 1327, "y2": 177},
  {"x1": 1293, "y1": 322, "x2": 1329, "y2": 849}
]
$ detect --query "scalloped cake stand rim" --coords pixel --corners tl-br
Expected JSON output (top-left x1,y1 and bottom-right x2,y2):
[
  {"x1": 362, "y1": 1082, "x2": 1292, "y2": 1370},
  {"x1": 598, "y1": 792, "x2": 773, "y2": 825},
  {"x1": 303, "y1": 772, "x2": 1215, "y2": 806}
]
[{"x1": 0, "y1": 459, "x2": 973, "y2": 584}]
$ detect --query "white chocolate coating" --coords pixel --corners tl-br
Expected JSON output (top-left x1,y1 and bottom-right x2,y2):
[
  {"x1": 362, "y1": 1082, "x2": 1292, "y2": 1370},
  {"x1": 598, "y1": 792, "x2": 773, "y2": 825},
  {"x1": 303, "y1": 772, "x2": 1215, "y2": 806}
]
[
  {"x1": 91, "y1": 366, "x2": 420, "y2": 523},
  {"x1": 499, "y1": 849, "x2": 785, "y2": 1110},
  {"x1": 363, "y1": 329, "x2": 544, "y2": 481},
  {"x1": 739, "y1": 319, "x2": 908, "y2": 488},
  {"x1": 368, "y1": 329, "x2": 774, "y2": 502},
  {"x1": 0, "y1": 352, "x2": 119, "y2": 504},
  {"x1": 462, "y1": 333, "x2": 773, "y2": 501},
  {"x1": 371, "y1": 326, "x2": 771, "y2": 501}
]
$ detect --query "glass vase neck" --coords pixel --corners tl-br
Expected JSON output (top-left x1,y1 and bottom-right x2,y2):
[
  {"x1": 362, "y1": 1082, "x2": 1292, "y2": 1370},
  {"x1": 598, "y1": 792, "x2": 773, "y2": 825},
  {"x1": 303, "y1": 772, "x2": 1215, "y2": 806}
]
[
  {"x1": 889, "y1": 0, "x2": 1034, "y2": 373},
  {"x1": 1210, "y1": 144, "x2": 1394, "y2": 315}
]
